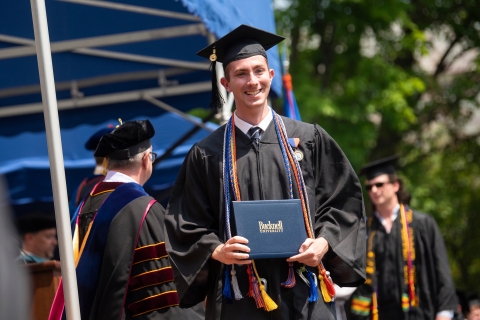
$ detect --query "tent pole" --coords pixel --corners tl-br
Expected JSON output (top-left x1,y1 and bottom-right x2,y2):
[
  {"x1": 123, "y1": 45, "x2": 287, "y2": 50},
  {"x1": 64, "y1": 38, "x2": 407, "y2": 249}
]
[
  {"x1": 214, "y1": 62, "x2": 232, "y2": 125},
  {"x1": 29, "y1": 0, "x2": 81, "y2": 319}
]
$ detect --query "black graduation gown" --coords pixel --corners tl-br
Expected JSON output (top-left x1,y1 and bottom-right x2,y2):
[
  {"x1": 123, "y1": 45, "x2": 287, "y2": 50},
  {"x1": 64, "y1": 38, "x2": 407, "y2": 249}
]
[
  {"x1": 74, "y1": 182, "x2": 204, "y2": 320},
  {"x1": 349, "y1": 208, "x2": 457, "y2": 320},
  {"x1": 165, "y1": 116, "x2": 367, "y2": 320}
]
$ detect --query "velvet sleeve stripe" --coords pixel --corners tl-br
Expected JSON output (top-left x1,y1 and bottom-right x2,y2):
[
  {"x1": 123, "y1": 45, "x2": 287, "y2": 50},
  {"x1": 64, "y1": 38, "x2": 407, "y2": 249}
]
[
  {"x1": 133, "y1": 242, "x2": 167, "y2": 265},
  {"x1": 90, "y1": 182, "x2": 124, "y2": 196},
  {"x1": 128, "y1": 267, "x2": 174, "y2": 292},
  {"x1": 127, "y1": 291, "x2": 179, "y2": 317}
]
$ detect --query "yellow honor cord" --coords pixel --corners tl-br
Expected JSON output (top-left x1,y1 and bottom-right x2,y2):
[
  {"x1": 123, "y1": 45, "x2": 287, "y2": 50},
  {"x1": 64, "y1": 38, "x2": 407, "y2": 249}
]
[
  {"x1": 372, "y1": 292, "x2": 379, "y2": 320},
  {"x1": 399, "y1": 205, "x2": 416, "y2": 308}
]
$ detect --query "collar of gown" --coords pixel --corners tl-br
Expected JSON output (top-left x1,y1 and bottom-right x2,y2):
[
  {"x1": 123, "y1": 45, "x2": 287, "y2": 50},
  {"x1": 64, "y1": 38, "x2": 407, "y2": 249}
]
[{"x1": 104, "y1": 170, "x2": 138, "y2": 184}]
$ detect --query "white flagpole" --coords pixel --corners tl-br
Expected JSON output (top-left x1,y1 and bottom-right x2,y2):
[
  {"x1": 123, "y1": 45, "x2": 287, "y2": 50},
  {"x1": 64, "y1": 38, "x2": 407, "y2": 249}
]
[{"x1": 29, "y1": 0, "x2": 81, "y2": 319}]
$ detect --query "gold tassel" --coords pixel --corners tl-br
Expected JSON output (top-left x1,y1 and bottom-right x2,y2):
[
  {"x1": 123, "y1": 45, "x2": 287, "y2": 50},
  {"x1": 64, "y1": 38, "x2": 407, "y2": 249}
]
[
  {"x1": 101, "y1": 157, "x2": 108, "y2": 175},
  {"x1": 318, "y1": 273, "x2": 332, "y2": 303},
  {"x1": 317, "y1": 264, "x2": 335, "y2": 303},
  {"x1": 259, "y1": 283, "x2": 278, "y2": 311},
  {"x1": 251, "y1": 261, "x2": 278, "y2": 311}
]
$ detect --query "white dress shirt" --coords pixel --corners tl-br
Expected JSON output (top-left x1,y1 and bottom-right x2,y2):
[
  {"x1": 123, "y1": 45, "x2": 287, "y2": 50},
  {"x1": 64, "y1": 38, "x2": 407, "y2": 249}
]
[
  {"x1": 103, "y1": 170, "x2": 138, "y2": 184},
  {"x1": 234, "y1": 107, "x2": 273, "y2": 138}
]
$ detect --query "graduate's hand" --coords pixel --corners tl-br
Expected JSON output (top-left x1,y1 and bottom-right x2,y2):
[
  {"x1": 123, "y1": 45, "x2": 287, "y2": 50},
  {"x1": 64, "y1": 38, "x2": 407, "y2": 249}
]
[
  {"x1": 211, "y1": 236, "x2": 252, "y2": 265},
  {"x1": 286, "y1": 237, "x2": 329, "y2": 267}
]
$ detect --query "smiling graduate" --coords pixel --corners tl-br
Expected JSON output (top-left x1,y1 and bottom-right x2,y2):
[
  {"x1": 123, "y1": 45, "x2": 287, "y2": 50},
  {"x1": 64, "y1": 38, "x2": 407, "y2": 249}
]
[{"x1": 165, "y1": 24, "x2": 367, "y2": 320}]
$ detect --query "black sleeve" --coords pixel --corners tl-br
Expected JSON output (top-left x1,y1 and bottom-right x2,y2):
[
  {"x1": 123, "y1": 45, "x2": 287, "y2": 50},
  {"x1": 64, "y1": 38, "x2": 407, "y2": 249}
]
[
  {"x1": 164, "y1": 145, "x2": 223, "y2": 307},
  {"x1": 424, "y1": 214, "x2": 457, "y2": 312},
  {"x1": 313, "y1": 125, "x2": 367, "y2": 286}
]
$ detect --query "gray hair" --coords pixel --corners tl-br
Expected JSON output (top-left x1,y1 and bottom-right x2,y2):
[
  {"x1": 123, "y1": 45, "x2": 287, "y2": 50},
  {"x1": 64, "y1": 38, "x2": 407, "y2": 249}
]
[{"x1": 107, "y1": 147, "x2": 151, "y2": 172}]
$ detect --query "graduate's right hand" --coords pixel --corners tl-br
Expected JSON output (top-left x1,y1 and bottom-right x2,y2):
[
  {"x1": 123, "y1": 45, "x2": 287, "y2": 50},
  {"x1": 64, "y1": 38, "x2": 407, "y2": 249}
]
[{"x1": 211, "y1": 236, "x2": 252, "y2": 265}]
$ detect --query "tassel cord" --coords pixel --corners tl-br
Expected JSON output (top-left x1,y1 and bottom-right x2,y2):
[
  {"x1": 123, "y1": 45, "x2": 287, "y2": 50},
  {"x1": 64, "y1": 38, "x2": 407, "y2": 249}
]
[
  {"x1": 281, "y1": 262, "x2": 296, "y2": 288},
  {"x1": 231, "y1": 266, "x2": 243, "y2": 300},
  {"x1": 306, "y1": 268, "x2": 319, "y2": 303},
  {"x1": 222, "y1": 266, "x2": 233, "y2": 301}
]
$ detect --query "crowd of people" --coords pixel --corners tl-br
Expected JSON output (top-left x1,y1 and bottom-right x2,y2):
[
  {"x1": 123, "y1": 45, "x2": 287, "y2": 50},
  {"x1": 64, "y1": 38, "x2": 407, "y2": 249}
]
[{"x1": 6, "y1": 24, "x2": 477, "y2": 320}]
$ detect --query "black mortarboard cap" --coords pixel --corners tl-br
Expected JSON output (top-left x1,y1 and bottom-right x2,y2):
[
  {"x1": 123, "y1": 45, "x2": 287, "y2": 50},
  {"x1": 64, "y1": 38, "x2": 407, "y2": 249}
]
[
  {"x1": 85, "y1": 127, "x2": 114, "y2": 151},
  {"x1": 94, "y1": 119, "x2": 155, "y2": 160},
  {"x1": 359, "y1": 155, "x2": 400, "y2": 180},
  {"x1": 196, "y1": 24, "x2": 285, "y2": 109},
  {"x1": 16, "y1": 214, "x2": 56, "y2": 235}
]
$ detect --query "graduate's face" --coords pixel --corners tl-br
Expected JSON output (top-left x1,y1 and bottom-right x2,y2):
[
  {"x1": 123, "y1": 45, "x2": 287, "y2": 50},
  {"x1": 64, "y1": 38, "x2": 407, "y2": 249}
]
[
  {"x1": 221, "y1": 55, "x2": 274, "y2": 113},
  {"x1": 25, "y1": 228, "x2": 57, "y2": 259},
  {"x1": 366, "y1": 174, "x2": 399, "y2": 207}
]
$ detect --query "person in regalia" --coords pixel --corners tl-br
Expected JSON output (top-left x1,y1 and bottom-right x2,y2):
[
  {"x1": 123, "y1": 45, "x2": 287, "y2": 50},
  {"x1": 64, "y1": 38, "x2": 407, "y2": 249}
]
[
  {"x1": 15, "y1": 213, "x2": 57, "y2": 264},
  {"x1": 348, "y1": 155, "x2": 457, "y2": 320},
  {"x1": 49, "y1": 119, "x2": 204, "y2": 320},
  {"x1": 165, "y1": 24, "x2": 366, "y2": 320},
  {"x1": 68, "y1": 127, "x2": 112, "y2": 217}
]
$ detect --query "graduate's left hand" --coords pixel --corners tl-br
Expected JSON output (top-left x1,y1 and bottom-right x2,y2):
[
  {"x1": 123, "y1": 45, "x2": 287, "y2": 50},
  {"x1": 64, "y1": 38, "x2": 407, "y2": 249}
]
[{"x1": 286, "y1": 237, "x2": 329, "y2": 267}]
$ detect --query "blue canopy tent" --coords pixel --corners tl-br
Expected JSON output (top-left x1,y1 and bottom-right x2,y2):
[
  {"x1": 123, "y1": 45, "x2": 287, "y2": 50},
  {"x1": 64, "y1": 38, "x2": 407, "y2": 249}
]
[
  {"x1": 0, "y1": 1, "x2": 282, "y2": 317},
  {"x1": 0, "y1": 0, "x2": 282, "y2": 215},
  {"x1": 0, "y1": 113, "x2": 218, "y2": 213},
  {"x1": 0, "y1": 0, "x2": 282, "y2": 135}
]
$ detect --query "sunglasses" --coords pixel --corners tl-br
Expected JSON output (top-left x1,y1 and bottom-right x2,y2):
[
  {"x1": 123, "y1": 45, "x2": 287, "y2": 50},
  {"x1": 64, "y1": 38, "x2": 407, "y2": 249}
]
[{"x1": 365, "y1": 182, "x2": 390, "y2": 191}]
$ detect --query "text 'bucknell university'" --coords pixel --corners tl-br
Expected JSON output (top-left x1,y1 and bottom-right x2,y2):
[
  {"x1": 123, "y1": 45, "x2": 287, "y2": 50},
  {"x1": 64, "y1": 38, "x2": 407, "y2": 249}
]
[{"x1": 258, "y1": 221, "x2": 283, "y2": 233}]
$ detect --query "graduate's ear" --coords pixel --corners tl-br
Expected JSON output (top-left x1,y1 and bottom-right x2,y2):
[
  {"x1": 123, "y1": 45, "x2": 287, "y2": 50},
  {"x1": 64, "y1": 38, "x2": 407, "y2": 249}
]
[
  {"x1": 24, "y1": 233, "x2": 31, "y2": 242},
  {"x1": 392, "y1": 180, "x2": 400, "y2": 193},
  {"x1": 23, "y1": 233, "x2": 34, "y2": 245},
  {"x1": 220, "y1": 77, "x2": 231, "y2": 92},
  {"x1": 141, "y1": 151, "x2": 149, "y2": 169}
]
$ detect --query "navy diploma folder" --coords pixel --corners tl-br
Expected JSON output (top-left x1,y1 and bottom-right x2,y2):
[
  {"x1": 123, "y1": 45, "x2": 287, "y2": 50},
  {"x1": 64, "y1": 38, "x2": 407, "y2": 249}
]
[{"x1": 232, "y1": 199, "x2": 308, "y2": 259}]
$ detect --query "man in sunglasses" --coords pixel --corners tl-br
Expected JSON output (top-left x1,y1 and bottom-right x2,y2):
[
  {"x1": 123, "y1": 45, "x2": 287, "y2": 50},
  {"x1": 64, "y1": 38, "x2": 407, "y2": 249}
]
[
  {"x1": 50, "y1": 119, "x2": 203, "y2": 320},
  {"x1": 348, "y1": 155, "x2": 457, "y2": 320}
]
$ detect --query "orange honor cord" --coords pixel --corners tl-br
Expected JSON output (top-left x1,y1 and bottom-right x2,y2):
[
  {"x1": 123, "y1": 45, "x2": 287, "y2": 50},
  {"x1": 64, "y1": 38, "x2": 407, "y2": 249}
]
[{"x1": 275, "y1": 114, "x2": 335, "y2": 302}]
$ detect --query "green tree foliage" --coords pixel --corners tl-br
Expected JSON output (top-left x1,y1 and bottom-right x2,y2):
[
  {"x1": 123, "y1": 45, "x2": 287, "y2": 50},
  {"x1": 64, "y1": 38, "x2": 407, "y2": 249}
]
[{"x1": 275, "y1": 0, "x2": 480, "y2": 291}]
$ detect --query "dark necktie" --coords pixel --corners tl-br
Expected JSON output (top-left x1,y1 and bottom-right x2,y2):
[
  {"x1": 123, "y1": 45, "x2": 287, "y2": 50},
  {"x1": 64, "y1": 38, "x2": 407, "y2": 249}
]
[{"x1": 248, "y1": 126, "x2": 261, "y2": 148}]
